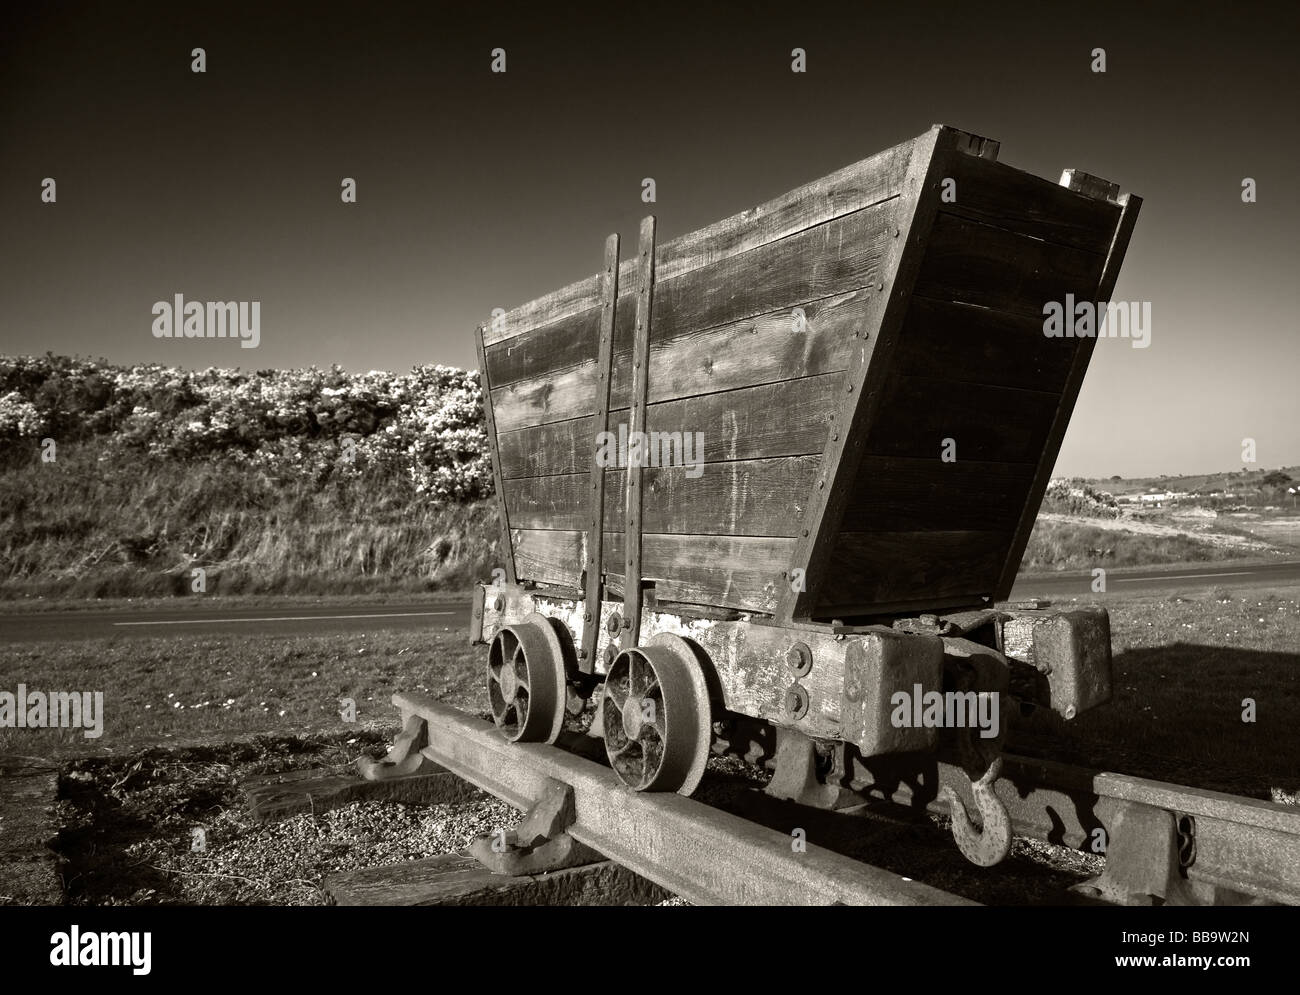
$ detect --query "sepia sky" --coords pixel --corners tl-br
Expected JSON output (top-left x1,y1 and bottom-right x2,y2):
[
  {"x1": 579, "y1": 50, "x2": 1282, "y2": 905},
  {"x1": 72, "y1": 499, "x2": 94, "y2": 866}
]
[{"x1": 1, "y1": 0, "x2": 1296, "y2": 478}]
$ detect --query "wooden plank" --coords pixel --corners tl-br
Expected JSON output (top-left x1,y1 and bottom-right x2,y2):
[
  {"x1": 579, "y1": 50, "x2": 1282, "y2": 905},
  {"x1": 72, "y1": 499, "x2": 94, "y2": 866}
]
[
  {"x1": 482, "y1": 137, "x2": 914, "y2": 347},
  {"x1": 512, "y1": 528, "x2": 587, "y2": 588},
  {"x1": 840, "y1": 456, "x2": 1035, "y2": 533},
  {"x1": 610, "y1": 286, "x2": 866, "y2": 407},
  {"x1": 621, "y1": 533, "x2": 794, "y2": 614},
  {"x1": 893, "y1": 297, "x2": 1076, "y2": 393},
  {"x1": 493, "y1": 288, "x2": 864, "y2": 437},
  {"x1": 493, "y1": 361, "x2": 594, "y2": 435},
  {"x1": 243, "y1": 769, "x2": 477, "y2": 824},
  {"x1": 941, "y1": 153, "x2": 1120, "y2": 254},
  {"x1": 485, "y1": 303, "x2": 608, "y2": 389},
  {"x1": 861, "y1": 374, "x2": 1061, "y2": 464},
  {"x1": 325, "y1": 853, "x2": 670, "y2": 907},
  {"x1": 818, "y1": 530, "x2": 1010, "y2": 611},
  {"x1": 624, "y1": 217, "x2": 656, "y2": 646},
  {"x1": 913, "y1": 212, "x2": 1107, "y2": 319},
  {"x1": 512, "y1": 529, "x2": 794, "y2": 614},
  {"x1": 475, "y1": 326, "x2": 516, "y2": 583},
  {"x1": 504, "y1": 456, "x2": 821, "y2": 536},
  {"x1": 581, "y1": 234, "x2": 620, "y2": 672},
  {"x1": 779, "y1": 125, "x2": 956, "y2": 622},
  {"x1": 647, "y1": 202, "x2": 896, "y2": 357},
  {"x1": 498, "y1": 374, "x2": 840, "y2": 479},
  {"x1": 489, "y1": 200, "x2": 893, "y2": 433},
  {"x1": 993, "y1": 192, "x2": 1143, "y2": 599}
]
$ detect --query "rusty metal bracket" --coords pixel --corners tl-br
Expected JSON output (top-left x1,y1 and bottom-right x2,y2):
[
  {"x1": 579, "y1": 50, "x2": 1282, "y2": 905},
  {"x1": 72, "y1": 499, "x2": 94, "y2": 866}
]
[
  {"x1": 765, "y1": 726, "x2": 857, "y2": 810},
  {"x1": 356, "y1": 713, "x2": 439, "y2": 780},
  {"x1": 622, "y1": 215, "x2": 656, "y2": 651},
  {"x1": 580, "y1": 234, "x2": 621, "y2": 674},
  {"x1": 468, "y1": 778, "x2": 601, "y2": 875},
  {"x1": 1070, "y1": 801, "x2": 1195, "y2": 906}
]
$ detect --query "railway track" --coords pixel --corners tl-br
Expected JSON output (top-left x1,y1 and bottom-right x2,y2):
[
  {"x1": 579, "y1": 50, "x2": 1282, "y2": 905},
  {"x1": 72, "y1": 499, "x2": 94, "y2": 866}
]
[{"x1": 367, "y1": 692, "x2": 1300, "y2": 907}]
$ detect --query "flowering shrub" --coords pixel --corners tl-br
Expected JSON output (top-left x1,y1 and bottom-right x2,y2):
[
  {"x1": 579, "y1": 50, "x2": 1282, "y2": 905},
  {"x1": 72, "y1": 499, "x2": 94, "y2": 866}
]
[
  {"x1": 0, "y1": 355, "x2": 492, "y2": 502},
  {"x1": 0, "y1": 391, "x2": 43, "y2": 439},
  {"x1": 1041, "y1": 478, "x2": 1122, "y2": 519}
]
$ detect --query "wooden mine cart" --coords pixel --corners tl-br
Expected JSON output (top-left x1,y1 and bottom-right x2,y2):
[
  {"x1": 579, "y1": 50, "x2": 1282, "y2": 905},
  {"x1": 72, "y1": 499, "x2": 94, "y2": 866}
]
[{"x1": 467, "y1": 124, "x2": 1140, "y2": 866}]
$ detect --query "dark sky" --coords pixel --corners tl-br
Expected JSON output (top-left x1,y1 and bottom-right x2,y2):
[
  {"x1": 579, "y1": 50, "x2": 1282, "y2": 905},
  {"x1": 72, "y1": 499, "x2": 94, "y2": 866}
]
[{"x1": 1, "y1": 1, "x2": 1296, "y2": 477}]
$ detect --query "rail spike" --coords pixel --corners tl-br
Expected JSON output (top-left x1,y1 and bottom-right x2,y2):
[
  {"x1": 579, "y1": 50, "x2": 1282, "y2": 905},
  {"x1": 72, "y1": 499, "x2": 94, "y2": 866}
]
[{"x1": 940, "y1": 756, "x2": 1012, "y2": 867}]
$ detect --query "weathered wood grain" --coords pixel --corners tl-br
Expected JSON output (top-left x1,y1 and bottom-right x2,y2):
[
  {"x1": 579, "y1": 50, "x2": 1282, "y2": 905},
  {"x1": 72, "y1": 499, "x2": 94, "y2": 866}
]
[
  {"x1": 862, "y1": 374, "x2": 1060, "y2": 464},
  {"x1": 778, "y1": 126, "x2": 952, "y2": 622},
  {"x1": 482, "y1": 138, "x2": 913, "y2": 347},
  {"x1": 818, "y1": 530, "x2": 1009, "y2": 611},
  {"x1": 498, "y1": 373, "x2": 840, "y2": 479},
  {"x1": 993, "y1": 193, "x2": 1143, "y2": 599},
  {"x1": 488, "y1": 206, "x2": 892, "y2": 431},
  {"x1": 893, "y1": 297, "x2": 1077, "y2": 393},
  {"x1": 493, "y1": 289, "x2": 863, "y2": 437},
  {"x1": 913, "y1": 212, "x2": 1106, "y2": 319},
  {"x1": 941, "y1": 153, "x2": 1120, "y2": 254},
  {"x1": 243, "y1": 769, "x2": 477, "y2": 823},
  {"x1": 840, "y1": 456, "x2": 1035, "y2": 533},
  {"x1": 512, "y1": 529, "x2": 793, "y2": 613},
  {"x1": 326, "y1": 853, "x2": 670, "y2": 906},
  {"x1": 486, "y1": 303, "x2": 608, "y2": 389},
  {"x1": 505, "y1": 456, "x2": 820, "y2": 535}
]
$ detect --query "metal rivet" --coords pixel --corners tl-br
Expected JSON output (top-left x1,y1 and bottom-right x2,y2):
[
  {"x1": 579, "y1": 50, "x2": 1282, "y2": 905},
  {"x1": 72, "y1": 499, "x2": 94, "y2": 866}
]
[
  {"x1": 801, "y1": 528, "x2": 809, "y2": 537},
  {"x1": 786, "y1": 642, "x2": 813, "y2": 678},
  {"x1": 784, "y1": 683, "x2": 810, "y2": 720}
]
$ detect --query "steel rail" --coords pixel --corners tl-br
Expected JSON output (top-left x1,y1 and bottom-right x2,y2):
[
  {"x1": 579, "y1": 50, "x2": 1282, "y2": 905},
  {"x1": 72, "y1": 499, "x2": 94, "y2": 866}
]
[
  {"x1": 394, "y1": 691, "x2": 974, "y2": 907},
  {"x1": 876, "y1": 753, "x2": 1300, "y2": 905}
]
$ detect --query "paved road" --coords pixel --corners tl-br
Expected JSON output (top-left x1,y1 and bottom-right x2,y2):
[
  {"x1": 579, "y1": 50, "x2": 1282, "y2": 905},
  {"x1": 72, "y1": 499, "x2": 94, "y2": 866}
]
[
  {"x1": 0, "y1": 604, "x2": 469, "y2": 644},
  {"x1": 1, "y1": 559, "x2": 1297, "y2": 644},
  {"x1": 1008, "y1": 557, "x2": 1300, "y2": 599}
]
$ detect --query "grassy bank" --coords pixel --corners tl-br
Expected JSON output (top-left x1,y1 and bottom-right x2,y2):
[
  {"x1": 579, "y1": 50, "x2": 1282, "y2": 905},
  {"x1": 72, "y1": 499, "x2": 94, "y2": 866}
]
[
  {"x1": 1019, "y1": 516, "x2": 1270, "y2": 571},
  {"x1": 0, "y1": 445, "x2": 499, "y2": 599}
]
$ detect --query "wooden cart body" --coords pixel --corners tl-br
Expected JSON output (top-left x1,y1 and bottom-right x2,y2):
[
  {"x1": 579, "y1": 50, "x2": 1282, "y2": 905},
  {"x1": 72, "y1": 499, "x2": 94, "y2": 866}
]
[
  {"x1": 477, "y1": 125, "x2": 1139, "y2": 624},
  {"x1": 470, "y1": 126, "x2": 1138, "y2": 794}
]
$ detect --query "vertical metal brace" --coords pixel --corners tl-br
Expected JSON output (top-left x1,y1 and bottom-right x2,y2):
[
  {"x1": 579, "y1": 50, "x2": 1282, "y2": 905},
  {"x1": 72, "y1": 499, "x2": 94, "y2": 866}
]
[
  {"x1": 622, "y1": 216, "x2": 656, "y2": 650},
  {"x1": 580, "y1": 234, "x2": 621, "y2": 673},
  {"x1": 475, "y1": 325, "x2": 517, "y2": 584}
]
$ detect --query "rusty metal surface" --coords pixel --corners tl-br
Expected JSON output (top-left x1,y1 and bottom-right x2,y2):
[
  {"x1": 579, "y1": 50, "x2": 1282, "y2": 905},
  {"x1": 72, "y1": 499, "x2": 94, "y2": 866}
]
[
  {"x1": 580, "y1": 234, "x2": 621, "y2": 673},
  {"x1": 622, "y1": 216, "x2": 655, "y2": 651},
  {"x1": 396, "y1": 691, "x2": 974, "y2": 906},
  {"x1": 854, "y1": 751, "x2": 1300, "y2": 905}
]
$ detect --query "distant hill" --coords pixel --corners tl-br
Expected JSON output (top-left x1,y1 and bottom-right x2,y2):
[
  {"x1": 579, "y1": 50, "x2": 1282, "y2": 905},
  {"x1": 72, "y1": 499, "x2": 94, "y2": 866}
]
[{"x1": 1077, "y1": 467, "x2": 1300, "y2": 497}]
